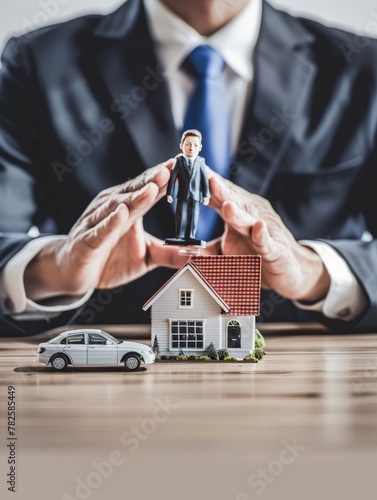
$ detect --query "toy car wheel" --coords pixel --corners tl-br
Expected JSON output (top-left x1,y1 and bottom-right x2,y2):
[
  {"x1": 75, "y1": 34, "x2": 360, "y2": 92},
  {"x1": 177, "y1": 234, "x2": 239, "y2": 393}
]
[
  {"x1": 124, "y1": 354, "x2": 141, "y2": 371},
  {"x1": 50, "y1": 354, "x2": 68, "y2": 371}
]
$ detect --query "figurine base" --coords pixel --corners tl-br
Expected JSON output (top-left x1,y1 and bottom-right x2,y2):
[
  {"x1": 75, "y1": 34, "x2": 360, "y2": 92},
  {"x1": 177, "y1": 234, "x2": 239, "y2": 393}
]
[
  {"x1": 164, "y1": 238, "x2": 206, "y2": 247},
  {"x1": 164, "y1": 238, "x2": 206, "y2": 256}
]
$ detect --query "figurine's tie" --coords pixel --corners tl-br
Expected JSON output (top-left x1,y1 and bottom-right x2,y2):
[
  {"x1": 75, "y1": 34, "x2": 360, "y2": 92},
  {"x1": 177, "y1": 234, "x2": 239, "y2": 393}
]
[{"x1": 182, "y1": 45, "x2": 231, "y2": 240}]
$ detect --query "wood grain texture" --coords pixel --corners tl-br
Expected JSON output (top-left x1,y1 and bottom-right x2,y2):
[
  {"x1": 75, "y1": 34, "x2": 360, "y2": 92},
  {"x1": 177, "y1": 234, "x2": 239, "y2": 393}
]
[{"x1": 0, "y1": 325, "x2": 376, "y2": 499}]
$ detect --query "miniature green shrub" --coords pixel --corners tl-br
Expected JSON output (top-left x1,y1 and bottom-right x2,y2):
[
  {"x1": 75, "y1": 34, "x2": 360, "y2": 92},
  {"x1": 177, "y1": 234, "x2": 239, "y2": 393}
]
[
  {"x1": 223, "y1": 356, "x2": 238, "y2": 361},
  {"x1": 255, "y1": 329, "x2": 265, "y2": 349},
  {"x1": 152, "y1": 336, "x2": 160, "y2": 355},
  {"x1": 217, "y1": 348, "x2": 229, "y2": 360},
  {"x1": 206, "y1": 343, "x2": 218, "y2": 360},
  {"x1": 188, "y1": 355, "x2": 196, "y2": 361},
  {"x1": 176, "y1": 355, "x2": 188, "y2": 361},
  {"x1": 155, "y1": 355, "x2": 161, "y2": 361},
  {"x1": 197, "y1": 355, "x2": 211, "y2": 361},
  {"x1": 243, "y1": 354, "x2": 258, "y2": 363},
  {"x1": 160, "y1": 355, "x2": 168, "y2": 360},
  {"x1": 251, "y1": 347, "x2": 266, "y2": 360}
]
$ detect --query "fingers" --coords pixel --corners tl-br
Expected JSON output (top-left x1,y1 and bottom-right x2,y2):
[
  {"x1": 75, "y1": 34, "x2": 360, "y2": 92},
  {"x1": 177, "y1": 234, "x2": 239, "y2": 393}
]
[
  {"x1": 146, "y1": 235, "x2": 191, "y2": 270},
  {"x1": 85, "y1": 182, "x2": 159, "y2": 232},
  {"x1": 147, "y1": 235, "x2": 224, "y2": 272},
  {"x1": 119, "y1": 158, "x2": 175, "y2": 195},
  {"x1": 222, "y1": 201, "x2": 280, "y2": 262},
  {"x1": 73, "y1": 203, "x2": 130, "y2": 272},
  {"x1": 80, "y1": 159, "x2": 176, "y2": 223},
  {"x1": 207, "y1": 172, "x2": 235, "y2": 211},
  {"x1": 208, "y1": 171, "x2": 267, "y2": 218},
  {"x1": 202, "y1": 237, "x2": 222, "y2": 256},
  {"x1": 222, "y1": 200, "x2": 257, "y2": 237},
  {"x1": 75, "y1": 159, "x2": 177, "y2": 234}
]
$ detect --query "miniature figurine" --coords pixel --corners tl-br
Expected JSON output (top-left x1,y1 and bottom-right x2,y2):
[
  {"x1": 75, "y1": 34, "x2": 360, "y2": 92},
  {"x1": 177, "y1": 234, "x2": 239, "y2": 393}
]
[
  {"x1": 165, "y1": 129, "x2": 210, "y2": 246},
  {"x1": 36, "y1": 329, "x2": 155, "y2": 371}
]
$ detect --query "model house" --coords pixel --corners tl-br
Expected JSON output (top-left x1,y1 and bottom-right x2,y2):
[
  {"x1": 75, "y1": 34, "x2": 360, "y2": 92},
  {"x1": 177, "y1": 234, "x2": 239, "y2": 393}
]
[{"x1": 142, "y1": 255, "x2": 261, "y2": 358}]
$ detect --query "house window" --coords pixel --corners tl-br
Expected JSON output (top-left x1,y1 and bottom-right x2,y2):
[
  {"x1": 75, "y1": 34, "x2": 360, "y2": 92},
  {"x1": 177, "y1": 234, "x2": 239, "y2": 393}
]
[
  {"x1": 170, "y1": 321, "x2": 204, "y2": 349},
  {"x1": 227, "y1": 320, "x2": 241, "y2": 349},
  {"x1": 179, "y1": 289, "x2": 193, "y2": 308}
]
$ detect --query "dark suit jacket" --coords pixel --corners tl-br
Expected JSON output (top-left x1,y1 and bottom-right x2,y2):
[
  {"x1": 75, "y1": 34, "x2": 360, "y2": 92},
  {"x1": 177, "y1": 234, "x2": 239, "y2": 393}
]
[
  {"x1": 167, "y1": 156, "x2": 210, "y2": 202},
  {"x1": 1, "y1": 0, "x2": 377, "y2": 334}
]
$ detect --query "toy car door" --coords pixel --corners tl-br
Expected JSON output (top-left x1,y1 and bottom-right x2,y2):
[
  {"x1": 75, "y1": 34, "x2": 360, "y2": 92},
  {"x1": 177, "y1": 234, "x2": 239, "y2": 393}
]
[
  {"x1": 63, "y1": 333, "x2": 88, "y2": 364},
  {"x1": 87, "y1": 332, "x2": 118, "y2": 365}
]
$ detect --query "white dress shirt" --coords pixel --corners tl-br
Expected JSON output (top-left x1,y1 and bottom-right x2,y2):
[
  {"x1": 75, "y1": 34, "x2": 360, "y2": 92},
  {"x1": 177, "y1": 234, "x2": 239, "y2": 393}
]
[
  {"x1": 0, "y1": 0, "x2": 367, "y2": 322},
  {"x1": 144, "y1": 0, "x2": 262, "y2": 154}
]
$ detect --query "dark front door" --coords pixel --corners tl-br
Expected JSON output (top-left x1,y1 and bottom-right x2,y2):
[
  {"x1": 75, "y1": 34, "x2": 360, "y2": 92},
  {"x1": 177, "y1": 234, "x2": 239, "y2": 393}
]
[{"x1": 227, "y1": 323, "x2": 241, "y2": 348}]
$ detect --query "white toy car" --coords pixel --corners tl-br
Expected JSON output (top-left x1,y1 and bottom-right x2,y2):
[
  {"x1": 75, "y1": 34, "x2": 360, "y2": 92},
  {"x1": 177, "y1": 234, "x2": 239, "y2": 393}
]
[{"x1": 37, "y1": 329, "x2": 155, "y2": 371}]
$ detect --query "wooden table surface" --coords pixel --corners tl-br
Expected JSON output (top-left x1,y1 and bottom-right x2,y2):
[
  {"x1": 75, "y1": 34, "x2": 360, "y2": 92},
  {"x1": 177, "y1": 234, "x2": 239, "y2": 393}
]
[{"x1": 0, "y1": 324, "x2": 376, "y2": 500}]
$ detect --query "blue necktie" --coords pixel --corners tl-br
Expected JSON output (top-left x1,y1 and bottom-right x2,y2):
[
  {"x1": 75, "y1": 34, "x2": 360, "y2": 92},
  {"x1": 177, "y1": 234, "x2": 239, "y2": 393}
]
[{"x1": 182, "y1": 45, "x2": 231, "y2": 241}]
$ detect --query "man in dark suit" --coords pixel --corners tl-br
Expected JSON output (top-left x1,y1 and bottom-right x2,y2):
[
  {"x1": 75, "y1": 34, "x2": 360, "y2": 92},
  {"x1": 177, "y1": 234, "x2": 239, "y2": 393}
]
[
  {"x1": 166, "y1": 129, "x2": 210, "y2": 243},
  {"x1": 1, "y1": 0, "x2": 377, "y2": 335}
]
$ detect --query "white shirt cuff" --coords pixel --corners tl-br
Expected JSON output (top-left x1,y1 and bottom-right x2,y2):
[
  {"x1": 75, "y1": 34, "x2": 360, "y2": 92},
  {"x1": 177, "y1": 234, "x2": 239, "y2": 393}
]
[
  {"x1": 0, "y1": 235, "x2": 93, "y2": 319},
  {"x1": 294, "y1": 240, "x2": 367, "y2": 321}
]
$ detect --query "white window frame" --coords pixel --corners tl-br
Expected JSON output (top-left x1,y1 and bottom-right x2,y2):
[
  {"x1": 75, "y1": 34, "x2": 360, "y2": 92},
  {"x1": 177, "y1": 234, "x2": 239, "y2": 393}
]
[
  {"x1": 169, "y1": 319, "x2": 205, "y2": 350},
  {"x1": 179, "y1": 289, "x2": 194, "y2": 308}
]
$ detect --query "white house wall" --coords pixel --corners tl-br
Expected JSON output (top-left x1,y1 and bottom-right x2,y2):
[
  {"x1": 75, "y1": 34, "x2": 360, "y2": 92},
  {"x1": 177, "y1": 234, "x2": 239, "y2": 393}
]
[{"x1": 150, "y1": 270, "x2": 222, "y2": 356}]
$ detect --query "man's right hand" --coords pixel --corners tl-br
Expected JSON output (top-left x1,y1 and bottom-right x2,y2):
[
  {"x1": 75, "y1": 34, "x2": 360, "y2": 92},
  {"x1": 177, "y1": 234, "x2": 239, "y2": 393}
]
[{"x1": 24, "y1": 159, "x2": 187, "y2": 302}]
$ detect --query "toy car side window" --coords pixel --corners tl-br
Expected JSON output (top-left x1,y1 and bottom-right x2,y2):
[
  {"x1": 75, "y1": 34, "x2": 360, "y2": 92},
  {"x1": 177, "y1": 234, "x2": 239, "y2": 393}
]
[
  {"x1": 60, "y1": 337, "x2": 67, "y2": 345},
  {"x1": 67, "y1": 334, "x2": 85, "y2": 345},
  {"x1": 89, "y1": 334, "x2": 107, "y2": 345}
]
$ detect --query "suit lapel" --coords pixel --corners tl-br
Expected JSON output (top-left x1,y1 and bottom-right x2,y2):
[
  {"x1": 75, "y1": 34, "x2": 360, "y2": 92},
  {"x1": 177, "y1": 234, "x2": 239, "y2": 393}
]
[
  {"x1": 94, "y1": 0, "x2": 179, "y2": 169},
  {"x1": 183, "y1": 157, "x2": 190, "y2": 175},
  {"x1": 233, "y1": 1, "x2": 316, "y2": 196}
]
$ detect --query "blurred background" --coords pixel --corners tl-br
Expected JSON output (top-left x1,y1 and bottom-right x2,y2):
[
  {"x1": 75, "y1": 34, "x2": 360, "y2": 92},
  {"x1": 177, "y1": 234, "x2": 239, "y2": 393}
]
[{"x1": 1, "y1": 0, "x2": 377, "y2": 54}]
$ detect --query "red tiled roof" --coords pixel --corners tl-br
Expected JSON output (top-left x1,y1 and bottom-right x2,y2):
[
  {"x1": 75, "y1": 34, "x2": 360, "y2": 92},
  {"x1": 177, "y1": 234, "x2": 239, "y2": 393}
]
[{"x1": 189, "y1": 255, "x2": 261, "y2": 316}]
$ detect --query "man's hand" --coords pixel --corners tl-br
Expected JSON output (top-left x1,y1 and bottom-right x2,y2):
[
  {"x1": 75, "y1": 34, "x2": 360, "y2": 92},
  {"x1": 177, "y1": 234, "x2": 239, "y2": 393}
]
[
  {"x1": 208, "y1": 173, "x2": 330, "y2": 303},
  {"x1": 203, "y1": 197, "x2": 209, "y2": 206},
  {"x1": 25, "y1": 160, "x2": 187, "y2": 301},
  {"x1": 167, "y1": 195, "x2": 173, "y2": 204}
]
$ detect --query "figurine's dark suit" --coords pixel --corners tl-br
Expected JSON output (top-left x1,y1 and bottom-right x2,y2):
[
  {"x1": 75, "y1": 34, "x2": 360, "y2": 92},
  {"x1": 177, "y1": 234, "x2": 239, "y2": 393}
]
[
  {"x1": 167, "y1": 156, "x2": 210, "y2": 240},
  {"x1": 2, "y1": 0, "x2": 377, "y2": 332}
]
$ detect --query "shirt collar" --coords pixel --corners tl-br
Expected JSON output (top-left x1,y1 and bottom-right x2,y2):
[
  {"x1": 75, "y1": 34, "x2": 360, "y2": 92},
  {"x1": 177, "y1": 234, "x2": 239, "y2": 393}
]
[
  {"x1": 143, "y1": 0, "x2": 263, "y2": 81},
  {"x1": 182, "y1": 154, "x2": 197, "y2": 163}
]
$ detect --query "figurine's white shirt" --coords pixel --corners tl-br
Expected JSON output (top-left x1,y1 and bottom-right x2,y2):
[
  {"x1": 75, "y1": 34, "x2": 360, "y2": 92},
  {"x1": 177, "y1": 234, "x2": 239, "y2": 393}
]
[
  {"x1": 143, "y1": 0, "x2": 263, "y2": 154},
  {"x1": 182, "y1": 154, "x2": 198, "y2": 163}
]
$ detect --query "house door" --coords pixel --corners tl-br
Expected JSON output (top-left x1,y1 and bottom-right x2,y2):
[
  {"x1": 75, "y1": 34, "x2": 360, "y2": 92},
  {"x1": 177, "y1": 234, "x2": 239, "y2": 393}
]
[{"x1": 227, "y1": 320, "x2": 241, "y2": 348}]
